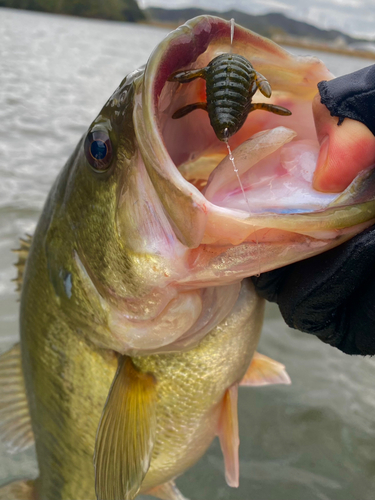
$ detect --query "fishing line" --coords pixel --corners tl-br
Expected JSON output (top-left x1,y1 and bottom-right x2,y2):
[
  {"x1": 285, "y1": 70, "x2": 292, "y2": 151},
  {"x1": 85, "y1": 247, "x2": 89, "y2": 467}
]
[
  {"x1": 230, "y1": 18, "x2": 235, "y2": 52},
  {"x1": 226, "y1": 18, "x2": 262, "y2": 276},
  {"x1": 224, "y1": 131, "x2": 262, "y2": 276}
]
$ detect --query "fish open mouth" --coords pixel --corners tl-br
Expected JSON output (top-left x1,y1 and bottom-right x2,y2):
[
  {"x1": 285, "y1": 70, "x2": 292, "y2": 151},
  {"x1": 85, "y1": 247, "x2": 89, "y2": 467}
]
[
  {"x1": 133, "y1": 16, "x2": 375, "y2": 278},
  {"x1": 154, "y1": 18, "x2": 333, "y2": 215}
]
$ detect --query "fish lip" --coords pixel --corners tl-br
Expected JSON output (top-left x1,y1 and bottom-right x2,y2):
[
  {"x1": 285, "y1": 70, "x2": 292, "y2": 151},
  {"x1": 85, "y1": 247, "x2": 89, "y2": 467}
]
[{"x1": 134, "y1": 16, "x2": 375, "y2": 249}]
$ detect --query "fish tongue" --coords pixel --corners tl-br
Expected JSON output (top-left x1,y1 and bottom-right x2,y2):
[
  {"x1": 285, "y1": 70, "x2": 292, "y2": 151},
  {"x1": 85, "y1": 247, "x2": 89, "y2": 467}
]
[{"x1": 204, "y1": 127, "x2": 296, "y2": 203}]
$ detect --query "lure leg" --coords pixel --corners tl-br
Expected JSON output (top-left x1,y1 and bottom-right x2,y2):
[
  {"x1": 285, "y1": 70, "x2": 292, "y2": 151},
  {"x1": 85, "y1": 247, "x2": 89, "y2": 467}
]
[
  {"x1": 254, "y1": 71, "x2": 272, "y2": 98},
  {"x1": 172, "y1": 102, "x2": 208, "y2": 119},
  {"x1": 168, "y1": 67, "x2": 207, "y2": 84},
  {"x1": 248, "y1": 102, "x2": 292, "y2": 116},
  {"x1": 249, "y1": 80, "x2": 257, "y2": 98}
]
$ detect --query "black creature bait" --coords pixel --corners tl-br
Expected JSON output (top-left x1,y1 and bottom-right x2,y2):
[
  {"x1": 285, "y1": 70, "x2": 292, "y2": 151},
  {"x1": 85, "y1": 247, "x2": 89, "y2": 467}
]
[{"x1": 168, "y1": 53, "x2": 292, "y2": 141}]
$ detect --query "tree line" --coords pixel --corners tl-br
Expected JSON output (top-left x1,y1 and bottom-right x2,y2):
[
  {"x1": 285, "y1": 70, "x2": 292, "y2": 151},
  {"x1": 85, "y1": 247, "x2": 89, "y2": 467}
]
[{"x1": 0, "y1": 0, "x2": 145, "y2": 22}]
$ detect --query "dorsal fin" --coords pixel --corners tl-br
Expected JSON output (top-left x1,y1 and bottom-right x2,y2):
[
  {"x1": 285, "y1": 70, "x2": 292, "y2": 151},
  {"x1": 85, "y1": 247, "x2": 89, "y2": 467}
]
[
  {"x1": 0, "y1": 344, "x2": 34, "y2": 453},
  {"x1": 12, "y1": 235, "x2": 33, "y2": 295},
  {"x1": 94, "y1": 356, "x2": 157, "y2": 500}
]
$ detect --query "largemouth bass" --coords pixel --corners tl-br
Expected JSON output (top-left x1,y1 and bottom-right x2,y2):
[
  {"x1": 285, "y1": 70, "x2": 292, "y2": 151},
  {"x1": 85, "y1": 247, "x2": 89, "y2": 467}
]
[{"x1": 1, "y1": 15, "x2": 375, "y2": 500}]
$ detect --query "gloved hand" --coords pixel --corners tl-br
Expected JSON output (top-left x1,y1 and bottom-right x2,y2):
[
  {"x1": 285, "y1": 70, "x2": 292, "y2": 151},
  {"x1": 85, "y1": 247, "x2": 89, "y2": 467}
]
[
  {"x1": 313, "y1": 65, "x2": 375, "y2": 193},
  {"x1": 252, "y1": 65, "x2": 375, "y2": 355}
]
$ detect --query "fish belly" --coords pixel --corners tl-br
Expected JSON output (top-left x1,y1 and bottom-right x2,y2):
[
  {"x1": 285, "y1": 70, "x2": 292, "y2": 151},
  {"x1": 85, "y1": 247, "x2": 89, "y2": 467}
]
[{"x1": 137, "y1": 279, "x2": 264, "y2": 493}]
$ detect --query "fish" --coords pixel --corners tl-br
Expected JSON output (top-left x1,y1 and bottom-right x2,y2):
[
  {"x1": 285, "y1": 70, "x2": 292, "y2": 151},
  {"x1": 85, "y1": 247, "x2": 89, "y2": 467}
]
[{"x1": 1, "y1": 14, "x2": 375, "y2": 500}]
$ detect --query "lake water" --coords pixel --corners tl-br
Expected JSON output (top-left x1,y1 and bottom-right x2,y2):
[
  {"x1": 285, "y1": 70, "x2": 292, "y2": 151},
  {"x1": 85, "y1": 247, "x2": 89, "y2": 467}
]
[{"x1": 1, "y1": 7, "x2": 375, "y2": 500}]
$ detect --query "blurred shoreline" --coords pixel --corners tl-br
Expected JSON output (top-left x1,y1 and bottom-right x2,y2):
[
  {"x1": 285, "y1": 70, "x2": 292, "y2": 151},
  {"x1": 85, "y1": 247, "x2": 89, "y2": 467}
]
[
  {"x1": 143, "y1": 19, "x2": 375, "y2": 60},
  {"x1": 1, "y1": 5, "x2": 375, "y2": 61},
  {"x1": 273, "y1": 36, "x2": 375, "y2": 60}
]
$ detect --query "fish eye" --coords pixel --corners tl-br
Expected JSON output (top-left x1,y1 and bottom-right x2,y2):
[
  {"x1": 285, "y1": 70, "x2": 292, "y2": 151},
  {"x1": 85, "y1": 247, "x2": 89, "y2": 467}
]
[{"x1": 84, "y1": 130, "x2": 113, "y2": 172}]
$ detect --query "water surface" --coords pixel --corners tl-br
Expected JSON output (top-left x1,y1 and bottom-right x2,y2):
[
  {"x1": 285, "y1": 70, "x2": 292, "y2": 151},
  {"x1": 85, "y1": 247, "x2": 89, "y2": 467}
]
[{"x1": 1, "y1": 8, "x2": 375, "y2": 499}]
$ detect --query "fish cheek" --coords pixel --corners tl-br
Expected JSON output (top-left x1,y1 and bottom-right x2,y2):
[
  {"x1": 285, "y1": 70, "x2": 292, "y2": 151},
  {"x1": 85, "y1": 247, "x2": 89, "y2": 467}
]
[
  {"x1": 43, "y1": 76, "x2": 140, "y2": 333},
  {"x1": 42, "y1": 161, "x2": 117, "y2": 331},
  {"x1": 44, "y1": 224, "x2": 73, "y2": 303},
  {"x1": 44, "y1": 228, "x2": 113, "y2": 348}
]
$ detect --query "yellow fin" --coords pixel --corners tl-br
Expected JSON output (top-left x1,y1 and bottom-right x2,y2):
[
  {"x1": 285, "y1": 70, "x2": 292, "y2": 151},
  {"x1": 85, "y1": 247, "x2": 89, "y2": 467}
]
[
  {"x1": 146, "y1": 480, "x2": 189, "y2": 500},
  {"x1": 0, "y1": 479, "x2": 35, "y2": 500},
  {"x1": 240, "y1": 352, "x2": 291, "y2": 387},
  {"x1": 12, "y1": 235, "x2": 32, "y2": 295},
  {"x1": 217, "y1": 384, "x2": 240, "y2": 488},
  {"x1": 94, "y1": 356, "x2": 157, "y2": 500},
  {"x1": 0, "y1": 344, "x2": 34, "y2": 453}
]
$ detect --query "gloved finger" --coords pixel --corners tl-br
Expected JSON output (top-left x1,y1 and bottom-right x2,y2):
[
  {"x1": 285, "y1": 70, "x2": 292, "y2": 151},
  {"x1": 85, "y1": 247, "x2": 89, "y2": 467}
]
[
  {"x1": 276, "y1": 225, "x2": 375, "y2": 340},
  {"x1": 312, "y1": 93, "x2": 375, "y2": 193},
  {"x1": 335, "y1": 281, "x2": 375, "y2": 355},
  {"x1": 250, "y1": 267, "x2": 290, "y2": 303}
]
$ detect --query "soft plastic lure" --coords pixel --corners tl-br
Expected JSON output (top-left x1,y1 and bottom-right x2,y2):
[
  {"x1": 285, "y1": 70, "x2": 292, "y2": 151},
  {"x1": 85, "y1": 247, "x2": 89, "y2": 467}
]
[{"x1": 168, "y1": 53, "x2": 292, "y2": 141}]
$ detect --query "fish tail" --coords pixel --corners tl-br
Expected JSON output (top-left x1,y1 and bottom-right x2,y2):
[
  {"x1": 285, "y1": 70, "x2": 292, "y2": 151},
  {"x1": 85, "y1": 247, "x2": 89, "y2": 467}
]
[{"x1": 0, "y1": 479, "x2": 37, "y2": 500}]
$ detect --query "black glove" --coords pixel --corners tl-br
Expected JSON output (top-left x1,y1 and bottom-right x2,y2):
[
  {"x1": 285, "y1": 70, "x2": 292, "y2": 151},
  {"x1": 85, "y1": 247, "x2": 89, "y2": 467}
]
[
  {"x1": 318, "y1": 64, "x2": 375, "y2": 133},
  {"x1": 252, "y1": 65, "x2": 375, "y2": 356},
  {"x1": 252, "y1": 226, "x2": 375, "y2": 355}
]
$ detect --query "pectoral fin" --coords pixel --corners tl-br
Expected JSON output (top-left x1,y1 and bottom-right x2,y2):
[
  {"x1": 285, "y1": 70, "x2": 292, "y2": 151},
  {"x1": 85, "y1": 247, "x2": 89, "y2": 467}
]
[
  {"x1": 217, "y1": 384, "x2": 240, "y2": 488},
  {"x1": 94, "y1": 356, "x2": 157, "y2": 500},
  {"x1": 240, "y1": 352, "x2": 291, "y2": 387},
  {"x1": 0, "y1": 344, "x2": 34, "y2": 453}
]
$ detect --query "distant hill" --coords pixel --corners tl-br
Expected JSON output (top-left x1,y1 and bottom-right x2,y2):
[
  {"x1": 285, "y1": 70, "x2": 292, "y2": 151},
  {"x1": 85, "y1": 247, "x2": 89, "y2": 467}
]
[
  {"x1": 145, "y1": 7, "x2": 367, "y2": 45},
  {"x1": 0, "y1": 0, "x2": 145, "y2": 22}
]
